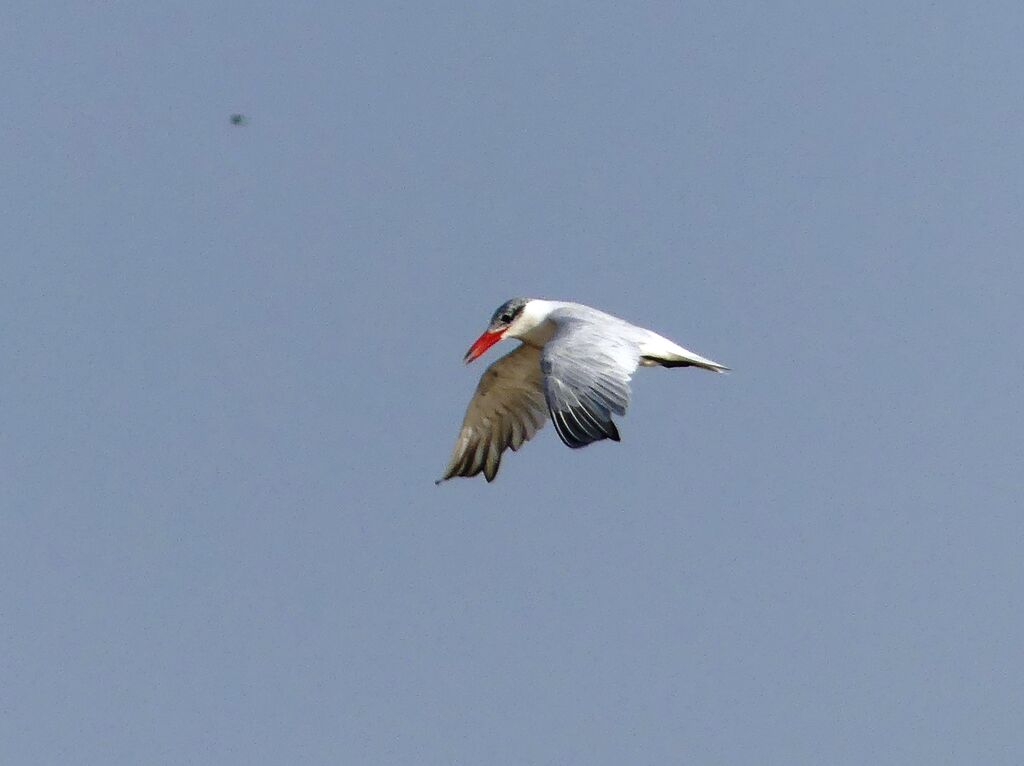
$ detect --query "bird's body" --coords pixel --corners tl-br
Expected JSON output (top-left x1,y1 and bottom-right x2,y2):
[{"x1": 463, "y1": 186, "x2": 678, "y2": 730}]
[{"x1": 438, "y1": 299, "x2": 727, "y2": 483}]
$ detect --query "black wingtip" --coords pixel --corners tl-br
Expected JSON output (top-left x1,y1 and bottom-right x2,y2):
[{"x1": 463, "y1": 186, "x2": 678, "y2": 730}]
[{"x1": 548, "y1": 405, "x2": 622, "y2": 449}]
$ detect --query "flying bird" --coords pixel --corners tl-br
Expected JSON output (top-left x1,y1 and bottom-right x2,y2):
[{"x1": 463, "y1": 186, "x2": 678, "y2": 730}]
[{"x1": 438, "y1": 298, "x2": 727, "y2": 483}]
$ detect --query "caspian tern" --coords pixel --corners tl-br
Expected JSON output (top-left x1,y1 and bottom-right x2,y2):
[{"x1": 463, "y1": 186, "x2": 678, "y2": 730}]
[{"x1": 438, "y1": 298, "x2": 727, "y2": 483}]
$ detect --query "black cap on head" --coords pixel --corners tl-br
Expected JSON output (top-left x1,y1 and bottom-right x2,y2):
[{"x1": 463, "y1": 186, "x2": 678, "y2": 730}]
[{"x1": 489, "y1": 298, "x2": 528, "y2": 328}]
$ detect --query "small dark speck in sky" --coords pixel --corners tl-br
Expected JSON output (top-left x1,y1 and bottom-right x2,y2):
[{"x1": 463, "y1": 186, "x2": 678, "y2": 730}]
[{"x1": 230, "y1": 114, "x2": 247, "y2": 125}]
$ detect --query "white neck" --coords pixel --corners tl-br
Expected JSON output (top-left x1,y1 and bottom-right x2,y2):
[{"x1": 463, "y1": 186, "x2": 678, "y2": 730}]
[{"x1": 506, "y1": 299, "x2": 562, "y2": 346}]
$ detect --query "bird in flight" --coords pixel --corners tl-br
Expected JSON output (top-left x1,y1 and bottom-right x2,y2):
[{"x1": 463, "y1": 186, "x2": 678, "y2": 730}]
[{"x1": 438, "y1": 298, "x2": 727, "y2": 483}]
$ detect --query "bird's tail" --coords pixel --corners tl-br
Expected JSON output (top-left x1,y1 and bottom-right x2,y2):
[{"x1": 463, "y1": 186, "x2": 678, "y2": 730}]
[{"x1": 641, "y1": 342, "x2": 730, "y2": 373}]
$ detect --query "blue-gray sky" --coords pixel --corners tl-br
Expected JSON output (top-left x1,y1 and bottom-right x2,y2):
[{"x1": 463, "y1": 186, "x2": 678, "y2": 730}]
[{"x1": 3, "y1": 2, "x2": 1023, "y2": 763}]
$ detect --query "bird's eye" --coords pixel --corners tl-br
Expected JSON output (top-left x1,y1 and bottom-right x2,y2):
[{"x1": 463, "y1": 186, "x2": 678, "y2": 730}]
[{"x1": 500, "y1": 314, "x2": 512, "y2": 323}]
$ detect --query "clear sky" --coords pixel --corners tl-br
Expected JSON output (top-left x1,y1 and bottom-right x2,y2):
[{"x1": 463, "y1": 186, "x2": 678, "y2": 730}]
[{"x1": 3, "y1": 2, "x2": 1023, "y2": 764}]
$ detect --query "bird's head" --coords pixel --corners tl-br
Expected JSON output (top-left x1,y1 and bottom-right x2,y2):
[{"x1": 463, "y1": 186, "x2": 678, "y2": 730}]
[{"x1": 463, "y1": 297, "x2": 533, "y2": 363}]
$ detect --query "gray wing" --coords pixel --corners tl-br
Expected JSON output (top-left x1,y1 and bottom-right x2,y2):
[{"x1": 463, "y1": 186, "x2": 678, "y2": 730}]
[
  {"x1": 541, "y1": 312, "x2": 641, "y2": 449},
  {"x1": 438, "y1": 344, "x2": 548, "y2": 482}
]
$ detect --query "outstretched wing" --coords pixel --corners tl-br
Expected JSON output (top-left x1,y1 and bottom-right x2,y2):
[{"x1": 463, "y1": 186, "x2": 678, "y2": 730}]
[
  {"x1": 438, "y1": 344, "x2": 548, "y2": 482},
  {"x1": 541, "y1": 312, "x2": 640, "y2": 449}
]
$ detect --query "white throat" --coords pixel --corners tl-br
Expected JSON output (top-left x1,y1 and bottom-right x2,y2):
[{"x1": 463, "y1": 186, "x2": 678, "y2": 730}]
[{"x1": 506, "y1": 299, "x2": 561, "y2": 347}]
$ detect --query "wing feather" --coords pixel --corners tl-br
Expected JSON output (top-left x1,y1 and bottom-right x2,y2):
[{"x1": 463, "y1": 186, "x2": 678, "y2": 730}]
[
  {"x1": 438, "y1": 345, "x2": 547, "y2": 482},
  {"x1": 541, "y1": 311, "x2": 640, "y2": 449}
]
